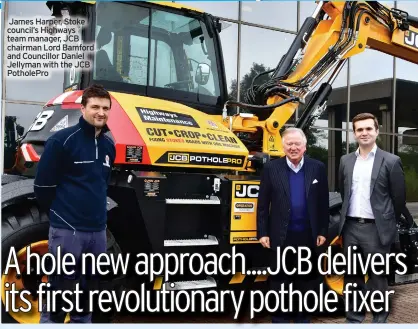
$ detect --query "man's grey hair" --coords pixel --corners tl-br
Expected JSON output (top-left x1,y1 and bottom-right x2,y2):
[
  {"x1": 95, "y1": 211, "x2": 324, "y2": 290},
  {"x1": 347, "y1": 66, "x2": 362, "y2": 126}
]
[{"x1": 281, "y1": 127, "x2": 307, "y2": 145}]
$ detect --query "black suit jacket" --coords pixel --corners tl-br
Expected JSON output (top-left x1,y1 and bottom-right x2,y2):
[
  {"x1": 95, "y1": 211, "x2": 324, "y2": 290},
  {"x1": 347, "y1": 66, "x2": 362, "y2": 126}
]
[{"x1": 257, "y1": 156, "x2": 330, "y2": 249}]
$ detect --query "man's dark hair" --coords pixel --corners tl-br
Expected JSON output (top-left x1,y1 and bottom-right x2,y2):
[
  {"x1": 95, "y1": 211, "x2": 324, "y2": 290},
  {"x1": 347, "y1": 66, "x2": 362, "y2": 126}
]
[
  {"x1": 81, "y1": 84, "x2": 112, "y2": 108},
  {"x1": 352, "y1": 112, "x2": 379, "y2": 131}
]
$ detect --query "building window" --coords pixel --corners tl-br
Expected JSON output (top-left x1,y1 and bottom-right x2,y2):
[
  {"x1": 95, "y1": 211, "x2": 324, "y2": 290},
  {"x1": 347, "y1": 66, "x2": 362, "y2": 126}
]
[
  {"x1": 238, "y1": 25, "x2": 295, "y2": 120},
  {"x1": 218, "y1": 21, "x2": 239, "y2": 101},
  {"x1": 300, "y1": 63, "x2": 348, "y2": 130},
  {"x1": 396, "y1": 136, "x2": 418, "y2": 203},
  {"x1": 348, "y1": 131, "x2": 391, "y2": 153},
  {"x1": 299, "y1": 1, "x2": 318, "y2": 30},
  {"x1": 394, "y1": 78, "x2": 418, "y2": 137},
  {"x1": 240, "y1": 1, "x2": 297, "y2": 32},
  {"x1": 306, "y1": 128, "x2": 345, "y2": 191},
  {"x1": 394, "y1": 0, "x2": 418, "y2": 208},
  {"x1": 174, "y1": 1, "x2": 239, "y2": 20},
  {"x1": 349, "y1": 50, "x2": 394, "y2": 136},
  {"x1": 394, "y1": 0, "x2": 418, "y2": 137}
]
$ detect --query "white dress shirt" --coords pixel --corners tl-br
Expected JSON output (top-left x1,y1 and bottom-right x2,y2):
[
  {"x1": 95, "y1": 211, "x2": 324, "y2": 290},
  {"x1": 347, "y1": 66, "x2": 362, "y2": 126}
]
[
  {"x1": 286, "y1": 156, "x2": 304, "y2": 173},
  {"x1": 347, "y1": 144, "x2": 377, "y2": 219}
]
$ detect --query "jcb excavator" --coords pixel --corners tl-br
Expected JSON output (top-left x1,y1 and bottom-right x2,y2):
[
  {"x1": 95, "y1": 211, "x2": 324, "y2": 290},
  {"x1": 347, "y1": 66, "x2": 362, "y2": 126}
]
[{"x1": 2, "y1": 0, "x2": 418, "y2": 323}]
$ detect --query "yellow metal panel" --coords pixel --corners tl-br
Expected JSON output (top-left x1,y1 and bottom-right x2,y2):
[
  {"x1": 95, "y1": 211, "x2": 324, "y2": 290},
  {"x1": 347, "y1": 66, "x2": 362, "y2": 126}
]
[
  {"x1": 230, "y1": 181, "x2": 260, "y2": 243},
  {"x1": 109, "y1": 92, "x2": 250, "y2": 170},
  {"x1": 229, "y1": 272, "x2": 246, "y2": 284},
  {"x1": 392, "y1": 26, "x2": 418, "y2": 53},
  {"x1": 153, "y1": 276, "x2": 163, "y2": 290},
  {"x1": 254, "y1": 274, "x2": 269, "y2": 282}
]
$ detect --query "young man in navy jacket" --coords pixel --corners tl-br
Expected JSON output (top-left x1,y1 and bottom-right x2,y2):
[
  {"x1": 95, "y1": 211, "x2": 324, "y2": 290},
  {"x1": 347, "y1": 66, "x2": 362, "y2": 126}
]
[{"x1": 34, "y1": 84, "x2": 116, "y2": 323}]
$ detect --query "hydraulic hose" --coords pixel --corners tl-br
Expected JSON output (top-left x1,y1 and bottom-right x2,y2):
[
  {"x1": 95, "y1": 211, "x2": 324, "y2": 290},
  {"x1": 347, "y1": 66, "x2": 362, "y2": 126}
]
[{"x1": 225, "y1": 97, "x2": 299, "y2": 114}]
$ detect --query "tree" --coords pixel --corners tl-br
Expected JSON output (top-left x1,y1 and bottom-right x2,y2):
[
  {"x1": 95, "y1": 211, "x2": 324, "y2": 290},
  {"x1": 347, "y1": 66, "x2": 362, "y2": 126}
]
[
  {"x1": 228, "y1": 62, "x2": 272, "y2": 102},
  {"x1": 397, "y1": 142, "x2": 418, "y2": 202},
  {"x1": 305, "y1": 127, "x2": 328, "y2": 166}
]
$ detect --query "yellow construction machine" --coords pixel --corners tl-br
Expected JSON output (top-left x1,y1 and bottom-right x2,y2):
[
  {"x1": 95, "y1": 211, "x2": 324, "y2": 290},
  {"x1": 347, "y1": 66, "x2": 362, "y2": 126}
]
[{"x1": 2, "y1": 0, "x2": 418, "y2": 323}]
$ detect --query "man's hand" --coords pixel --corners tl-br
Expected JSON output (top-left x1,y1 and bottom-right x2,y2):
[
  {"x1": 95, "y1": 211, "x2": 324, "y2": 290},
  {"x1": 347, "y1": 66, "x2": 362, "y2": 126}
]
[
  {"x1": 259, "y1": 236, "x2": 270, "y2": 248},
  {"x1": 317, "y1": 235, "x2": 326, "y2": 246}
]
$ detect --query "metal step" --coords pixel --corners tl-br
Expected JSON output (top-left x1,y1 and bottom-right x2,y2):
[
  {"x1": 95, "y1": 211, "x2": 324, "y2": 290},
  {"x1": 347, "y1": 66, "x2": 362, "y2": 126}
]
[
  {"x1": 164, "y1": 276, "x2": 217, "y2": 291},
  {"x1": 164, "y1": 235, "x2": 218, "y2": 247},
  {"x1": 166, "y1": 196, "x2": 220, "y2": 205}
]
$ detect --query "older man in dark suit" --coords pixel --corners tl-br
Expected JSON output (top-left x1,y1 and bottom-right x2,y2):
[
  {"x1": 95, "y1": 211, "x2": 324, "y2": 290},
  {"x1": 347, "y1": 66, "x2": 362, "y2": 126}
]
[
  {"x1": 338, "y1": 113, "x2": 406, "y2": 323},
  {"x1": 257, "y1": 127, "x2": 330, "y2": 323}
]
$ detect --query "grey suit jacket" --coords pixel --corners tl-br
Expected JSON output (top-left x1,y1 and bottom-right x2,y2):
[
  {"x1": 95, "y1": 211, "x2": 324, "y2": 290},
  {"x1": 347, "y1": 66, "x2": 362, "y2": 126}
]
[{"x1": 338, "y1": 147, "x2": 406, "y2": 246}]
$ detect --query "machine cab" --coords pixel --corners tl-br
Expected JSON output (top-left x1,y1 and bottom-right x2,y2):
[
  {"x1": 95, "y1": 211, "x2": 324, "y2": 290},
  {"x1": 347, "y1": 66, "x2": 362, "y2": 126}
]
[{"x1": 54, "y1": 0, "x2": 228, "y2": 115}]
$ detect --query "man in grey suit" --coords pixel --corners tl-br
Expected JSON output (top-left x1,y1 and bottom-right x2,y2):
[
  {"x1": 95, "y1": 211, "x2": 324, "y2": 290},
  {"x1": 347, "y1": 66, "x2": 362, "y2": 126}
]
[{"x1": 338, "y1": 113, "x2": 406, "y2": 323}]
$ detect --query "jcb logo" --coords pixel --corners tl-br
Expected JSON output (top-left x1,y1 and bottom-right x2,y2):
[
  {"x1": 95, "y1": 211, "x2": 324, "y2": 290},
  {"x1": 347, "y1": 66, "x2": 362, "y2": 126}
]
[
  {"x1": 235, "y1": 184, "x2": 259, "y2": 198},
  {"x1": 405, "y1": 31, "x2": 418, "y2": 49},
  {"x1": 168, "y1": 153, "x2": 189, "y2": 163}
]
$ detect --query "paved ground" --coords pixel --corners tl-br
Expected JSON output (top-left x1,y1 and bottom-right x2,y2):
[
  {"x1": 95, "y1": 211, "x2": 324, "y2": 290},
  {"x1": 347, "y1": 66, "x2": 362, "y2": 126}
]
[
  {"x1": 113, "y1": 282, "x2": 418, "y2": 324},
  {"x1": 312, "y1": 282, "x2": 418, "y2": 324}
]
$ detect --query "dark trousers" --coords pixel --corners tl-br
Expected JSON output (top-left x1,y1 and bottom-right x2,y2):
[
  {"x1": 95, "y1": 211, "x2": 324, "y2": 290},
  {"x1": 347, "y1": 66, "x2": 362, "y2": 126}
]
[
  {"x1": 269, "y1": 229, "x2": 319, "y2": 323},
  {"x1": 342, "y1": 219, "x2": 392, "y2": 323},
  {"x1": 40, "y1": 226, "x2": 107, "y2": 323}
]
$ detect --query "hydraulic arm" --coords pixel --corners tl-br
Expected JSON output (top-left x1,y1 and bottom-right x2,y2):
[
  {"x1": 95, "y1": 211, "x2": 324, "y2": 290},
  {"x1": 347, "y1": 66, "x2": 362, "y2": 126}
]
[{"x1": 221, "y1": 1, "x2": 418, "y2": 159}]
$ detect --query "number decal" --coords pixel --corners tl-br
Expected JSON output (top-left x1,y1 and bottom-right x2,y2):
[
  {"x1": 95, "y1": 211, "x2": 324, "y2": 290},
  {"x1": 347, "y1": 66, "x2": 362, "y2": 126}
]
[{"x1": 28, "y1": 110, "x2": 54, "y2": 131}]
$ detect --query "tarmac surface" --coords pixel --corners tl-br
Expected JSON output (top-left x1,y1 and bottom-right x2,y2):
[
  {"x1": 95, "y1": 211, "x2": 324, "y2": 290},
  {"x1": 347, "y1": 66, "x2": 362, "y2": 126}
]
[{"x1": 311, "y1": 282, "x2": 418, "y2": 324}]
